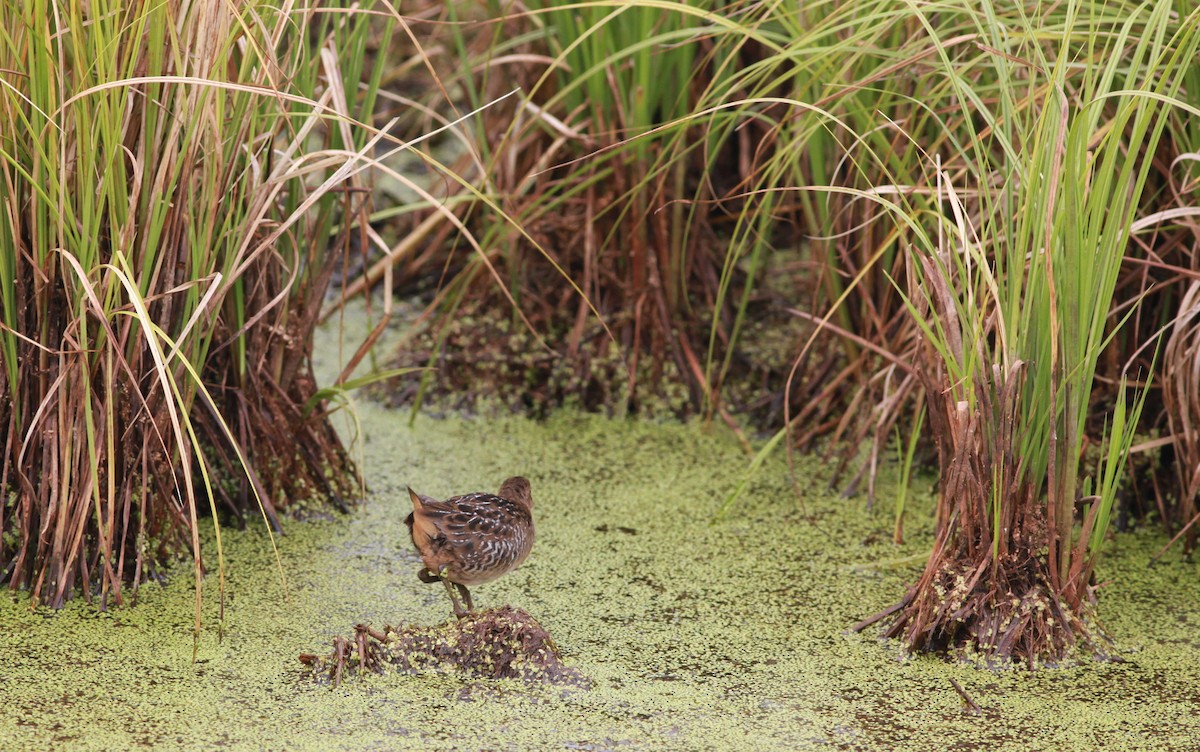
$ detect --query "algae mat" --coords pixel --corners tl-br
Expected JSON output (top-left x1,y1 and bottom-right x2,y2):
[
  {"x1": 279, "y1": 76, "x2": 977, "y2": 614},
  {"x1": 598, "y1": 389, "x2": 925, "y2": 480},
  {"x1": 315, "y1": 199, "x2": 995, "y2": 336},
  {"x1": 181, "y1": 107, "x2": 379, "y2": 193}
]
[{"x1": 3, "y1": 411, "x2": 1200, "y2": 749}]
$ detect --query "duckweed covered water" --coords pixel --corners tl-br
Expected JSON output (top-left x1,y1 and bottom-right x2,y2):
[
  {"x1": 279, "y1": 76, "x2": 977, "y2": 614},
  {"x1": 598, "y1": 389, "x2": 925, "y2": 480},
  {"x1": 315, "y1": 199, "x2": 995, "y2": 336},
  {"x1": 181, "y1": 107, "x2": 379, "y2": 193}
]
[{"x1": 2, "y1": 318, "x2": 1200, "y2": 750}]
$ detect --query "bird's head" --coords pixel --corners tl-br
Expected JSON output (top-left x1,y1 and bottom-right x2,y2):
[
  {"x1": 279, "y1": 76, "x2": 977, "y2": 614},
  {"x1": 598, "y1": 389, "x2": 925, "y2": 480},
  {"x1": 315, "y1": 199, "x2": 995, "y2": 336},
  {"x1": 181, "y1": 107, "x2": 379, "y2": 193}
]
[{"x1": 498, "y1": 476, "x2": 533, "y2": 507}]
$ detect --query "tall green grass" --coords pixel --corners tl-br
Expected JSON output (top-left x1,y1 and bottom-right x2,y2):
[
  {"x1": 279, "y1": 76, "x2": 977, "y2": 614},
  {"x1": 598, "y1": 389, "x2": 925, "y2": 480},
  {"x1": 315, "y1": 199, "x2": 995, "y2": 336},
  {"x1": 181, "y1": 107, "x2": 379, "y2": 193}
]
[
  {"x1": 524, "y1": 0, "x2": 700, "y2": 307},
  {"x1": 669, "y1": 0, "x2": 1200, "y2": 660},
  {"x1": 387, "y1": 0, "x2": 747, "y2": 416},
  {"x1": 851, "y1": 0, "x2": 1199, "y2": 661},
  {"x1": 0, "y1": 0, "x2": 391, "y2": 649}
]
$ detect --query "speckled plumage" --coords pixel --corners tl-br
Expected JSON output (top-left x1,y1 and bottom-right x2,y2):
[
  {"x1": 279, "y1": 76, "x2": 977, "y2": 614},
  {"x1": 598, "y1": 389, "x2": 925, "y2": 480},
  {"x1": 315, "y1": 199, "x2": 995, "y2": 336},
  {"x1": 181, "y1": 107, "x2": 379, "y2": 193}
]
[{"x1": 405, "y1": 476, "x2": 535, "y2": 617}]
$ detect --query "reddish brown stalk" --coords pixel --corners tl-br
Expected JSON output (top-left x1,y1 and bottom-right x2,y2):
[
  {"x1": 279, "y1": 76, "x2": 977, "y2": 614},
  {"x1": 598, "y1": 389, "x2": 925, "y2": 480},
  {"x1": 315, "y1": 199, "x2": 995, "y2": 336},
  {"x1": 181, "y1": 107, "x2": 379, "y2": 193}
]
[{"x1": 1042, "y1": 85, "x2": 1070, "y2": 594}]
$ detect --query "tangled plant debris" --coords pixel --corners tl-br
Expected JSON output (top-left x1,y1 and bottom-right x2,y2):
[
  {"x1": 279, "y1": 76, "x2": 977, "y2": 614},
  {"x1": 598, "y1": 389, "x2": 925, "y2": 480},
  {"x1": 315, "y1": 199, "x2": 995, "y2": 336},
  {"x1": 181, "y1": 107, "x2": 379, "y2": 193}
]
[{"x1": 299, "y1": 606, "x2": 588, "y2": 688}]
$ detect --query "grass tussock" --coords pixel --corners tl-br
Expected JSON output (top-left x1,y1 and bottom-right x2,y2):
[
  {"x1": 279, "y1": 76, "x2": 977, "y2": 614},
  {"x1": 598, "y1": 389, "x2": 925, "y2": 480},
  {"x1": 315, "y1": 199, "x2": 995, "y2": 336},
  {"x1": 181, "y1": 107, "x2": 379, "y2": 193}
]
[
  {"x1": 363, "y1": 0, "x2": 809, "y2": 424},
  {"x1": 840, "y1": 0, "x2": 1200, "y2": 662},
  {"x1": 0, "y1": 0, "x2": 391, "y2": 642}
]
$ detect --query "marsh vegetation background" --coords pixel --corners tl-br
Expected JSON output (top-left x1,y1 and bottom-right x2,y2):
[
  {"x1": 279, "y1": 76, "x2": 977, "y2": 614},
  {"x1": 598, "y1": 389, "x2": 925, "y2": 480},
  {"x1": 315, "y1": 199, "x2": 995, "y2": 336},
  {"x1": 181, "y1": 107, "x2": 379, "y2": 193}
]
[{"x1": 1, "y1": 0, "x2": 1200, "y2": 747}]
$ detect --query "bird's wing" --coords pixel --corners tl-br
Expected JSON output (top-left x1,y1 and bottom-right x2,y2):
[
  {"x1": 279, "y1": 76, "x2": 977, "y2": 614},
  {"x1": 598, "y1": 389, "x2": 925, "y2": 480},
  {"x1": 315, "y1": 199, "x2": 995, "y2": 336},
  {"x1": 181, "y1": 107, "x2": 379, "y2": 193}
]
[{"x1": 426, "y1": 493, "x2": 530, "y2": 536}]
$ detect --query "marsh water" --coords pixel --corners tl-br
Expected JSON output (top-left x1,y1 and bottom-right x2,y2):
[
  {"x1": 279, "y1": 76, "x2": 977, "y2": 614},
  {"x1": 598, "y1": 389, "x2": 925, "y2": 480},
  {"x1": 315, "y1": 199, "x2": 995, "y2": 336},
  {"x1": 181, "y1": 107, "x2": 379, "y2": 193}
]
[{"x1": 3, "y1": 312, "x2": 1200, "y2": 750}]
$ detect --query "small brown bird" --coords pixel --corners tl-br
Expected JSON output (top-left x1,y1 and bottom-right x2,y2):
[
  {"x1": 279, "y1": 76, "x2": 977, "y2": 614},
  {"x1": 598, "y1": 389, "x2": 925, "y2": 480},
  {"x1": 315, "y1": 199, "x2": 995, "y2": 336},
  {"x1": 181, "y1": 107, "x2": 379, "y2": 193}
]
[{"x1": 405, "y1": 476, "x2": 535, "y2": 618}]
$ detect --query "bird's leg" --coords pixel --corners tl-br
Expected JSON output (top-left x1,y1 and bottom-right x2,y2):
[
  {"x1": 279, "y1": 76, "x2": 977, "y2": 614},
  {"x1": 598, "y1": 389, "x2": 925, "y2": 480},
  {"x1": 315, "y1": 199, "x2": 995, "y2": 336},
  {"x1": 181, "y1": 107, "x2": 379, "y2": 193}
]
[
  {"x1": 455, "y1": 583, "x2": 474, "y2": 613},
  {"x1": 441, "y1": 578, "x2": 469, "y2": 619},
  {"x1": 416, "y1": 567, "x2": 440, "y2": 584}
]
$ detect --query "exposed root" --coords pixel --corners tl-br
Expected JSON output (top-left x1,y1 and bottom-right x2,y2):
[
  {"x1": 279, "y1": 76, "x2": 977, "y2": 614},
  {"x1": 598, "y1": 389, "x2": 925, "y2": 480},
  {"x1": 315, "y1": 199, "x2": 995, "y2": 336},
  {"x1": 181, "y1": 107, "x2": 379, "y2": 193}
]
[
  {"x1": 299, "y1": 606, "x2": 588, "y2": 688},
  {"x1": 869, "y1": 549, "x2": 1112, "y2": 668}
]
